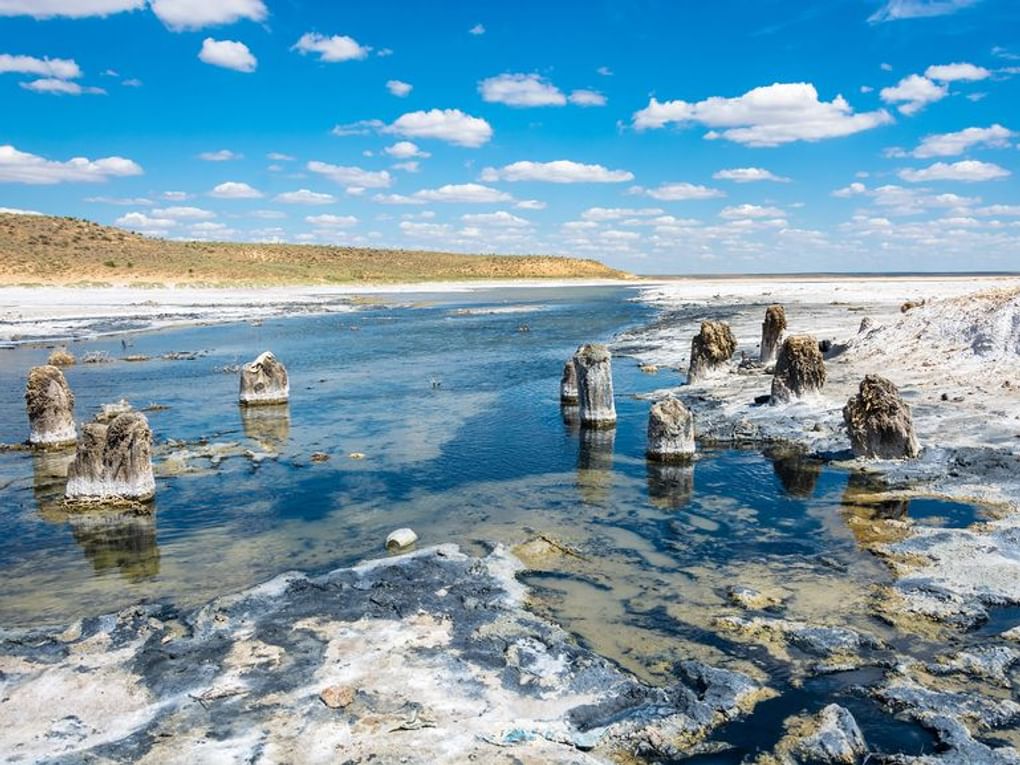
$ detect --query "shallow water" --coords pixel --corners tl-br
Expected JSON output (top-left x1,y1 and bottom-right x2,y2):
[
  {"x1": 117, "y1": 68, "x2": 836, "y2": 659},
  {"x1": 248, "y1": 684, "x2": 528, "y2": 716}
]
[{"x1": 0, "y1": 285, "x2": 997, "y2": 759}]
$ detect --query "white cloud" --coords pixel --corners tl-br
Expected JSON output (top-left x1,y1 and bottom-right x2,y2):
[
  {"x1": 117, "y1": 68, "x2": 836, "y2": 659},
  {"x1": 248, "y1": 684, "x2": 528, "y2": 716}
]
[
  {"x1": 293, "y1": 33, "x2": 370, "y2": 62},
  {"x1": 0, "y1": 144, "x2": 141, "y2": 184},
  {"x1": 880, "y1": 74, "x2": 947, "y2": 115},
  {"x1": 480, "y1": 160, "x2": 633, "y2": 183},
  {"x1": 515, "y1": 199, "x2": 546, "y2": 210},
  {"x1": 385, "y1": 109, "x2": 492, "y2": 147},
  {"x1": 461, "y1": 211, "x2": 530, "y2": 227},
  {"x1": 384, "y1": 141, "x2": 429, "y2": 159},
  {"x1": 251, "y1": 209, "x2": 286, "y2": 219},
  {"x1": 267, "y1": 152, "x2": 295, "y2": 161},
  {"x1": 832, "y1": 182, "x2": 868, "y2": 197},
  {"x1": 209, "y1": 181, "x2": 262, "y2": 198},
  {"x1": 568, "y1": 89, "x2": 606, "y2": 106},
  {"x1": 909, "y1": 124, "x2": 1013, "y2": 158},
  {"x1": 898, "y1": 160, "x2": 1010, "y2": 182},
  {"x1": 976, "y1": 205, "x2": 1020, "y2": 217},
  {"x1": 0, "y1": 53, "x2": 80, "y2": 79},
  {"x1": 271, "y1": 189, "x2": 334, "y2": 205},
  {"x1": 468, "y1": 23, "x2": 485, "y2": 35},
  {"x1": 713, "y1": 167, "x2": 791, "y2": 183},
  {"x1": 633, "y1": 82, "x2": 892, "y2": 146},
  {"x1": 152, "y1": 205, "x2": 215, "y2": 219},
  {"x1": 307, "y1": 161, "x2": 391, "y2": 189},
  {"x1": 84, "y1": 195, "x2": 153, "y2": 205},
  {"x1": 386, "y1": 79, "x2": 412, "y2": 97},
  {"x1": 306, "y1": 213, "x2": 358, "y2": 227},
  {"x1": 198, "y1": 38, "x2": 256, "y2": 73},
  {"x1": 161, "y1": 190, "x2": 190, "y2": 201},
  {"x1": 412, "y1": 183, "x2": 512, "y2": 204},
  {"x1": 925, "y1": 62, "x2": 992, "y2": 81},
  {"x1": 597, "y1": 66, "x2": 613, "y2": 76},
  {"x1": 719, "y1": 204, "x2": 785, "y2": 219},
  {"x1": 628, "y1": 182, "x2": 724, "y2": 201},
  {"x1": 330, "y1": 119, "x2": 386, "y2": 137},
  {"x1": 392, "y1": 161, "x2": 419, "y2": 173},
  {"x1": 581, "y1": 207, "x2": 664, "y2": 221},
  {"x1": 19, "y1": 78, "x2": 104, "y2": 95},
  {"x1": 116, "y1": 211, "x2": 174, "y2": 230},
  {"x1": 198, "y1": 149, "x2": 242, "y2": 161},
  {"x1": 150, "y1": 0, "x2": 266, "y2": 30},
  {"x1": 0, "y1": 0, "x2": 143, "y2": 18},
  {"x1": 868, "y1": 0, "x2": 979, "y2": 23},
  {"x1": 0, "y1": 206, "x2": 43, "y2": 215},
  {"x1": 480, "y1": 73, "x2": 566, "y2": 107}
]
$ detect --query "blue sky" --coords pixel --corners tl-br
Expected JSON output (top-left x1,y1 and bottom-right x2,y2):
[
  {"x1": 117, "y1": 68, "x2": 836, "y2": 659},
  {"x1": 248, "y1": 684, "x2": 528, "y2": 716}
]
[{"x1": 1, "y1": 0, "x2": 1018, "y2": 274}]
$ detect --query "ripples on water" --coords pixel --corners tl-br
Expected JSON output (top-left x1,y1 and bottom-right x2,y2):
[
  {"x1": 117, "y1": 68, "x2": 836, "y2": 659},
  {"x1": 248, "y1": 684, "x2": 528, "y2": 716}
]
[{"x1": 0, "y1": 286, "x2": 989, "y2": 760}]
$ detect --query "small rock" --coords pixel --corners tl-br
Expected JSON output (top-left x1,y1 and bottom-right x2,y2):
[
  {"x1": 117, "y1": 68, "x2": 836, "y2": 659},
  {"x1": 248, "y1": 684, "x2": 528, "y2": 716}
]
[
  {"x1": 858, "y1": 317, "x2": 874, "y2": 334},
  {"x1": 310, "y1": 452, "x2": 330, "y2": 462},
  {"x1": 726, "y1": 585, "x2": 781, "y2": 611},
  {"x1": 348, "y1": 452, "x2": 365, "y2": 460},
  {"x1": 639, "y1": 364, "x2": 658, "y2": 374},
  {"x1": 319, "y1": 685, "x2": 356, "y2": 709},
  {"x1": 386, "y1": 528, "x2": 418, "y2": 550},
  {"x1": 47, "y1": 348, "x2": 75, "y2": 367}
]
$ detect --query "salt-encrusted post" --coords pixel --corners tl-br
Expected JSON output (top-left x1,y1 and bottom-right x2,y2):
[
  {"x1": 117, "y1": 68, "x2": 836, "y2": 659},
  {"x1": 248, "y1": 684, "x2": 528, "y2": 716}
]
[
  {"x1": 688, "y1": 321, "x2": 736, "y2": 382},
  {"x1": 760, "y1": 304, "x2": 786, "y2": 365},
  {"x1": 572, "y1": 344, "x2": 616, "y2": 428},
  {"x1": 843, "y1": 374, "x2": 920, "y2": 459},
  {"x1": 560, "y1": 358, "x2": 579, "y2": 404},
  {"x1": 25, "y1": 365, "x2": 77, "y2": 448},
  {"x1": 239, "y1": 351, "x2": 290, "y2": 406},
  {"x1": 770, "y1": 335, "x2": 826, "y2": 404},
  {"x1": 646, "y1": 397, "x2": 695, "y2": 461},
  {"x1": 65, "y1": 412, "x2": 155, "y2": 501}
]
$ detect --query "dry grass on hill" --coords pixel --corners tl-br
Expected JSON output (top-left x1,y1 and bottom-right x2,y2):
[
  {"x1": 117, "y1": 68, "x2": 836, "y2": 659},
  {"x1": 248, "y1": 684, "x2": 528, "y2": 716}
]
[{"x1": 0, "y1": 214, "x2": 631, "y2": 286}]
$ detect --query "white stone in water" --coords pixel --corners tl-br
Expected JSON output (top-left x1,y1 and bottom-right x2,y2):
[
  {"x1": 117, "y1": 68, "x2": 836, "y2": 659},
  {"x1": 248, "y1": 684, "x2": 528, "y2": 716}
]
[
  {"x1": 385, "y1": 527, "x2": 418, "y2": 551},
  {"x1": 560, "y1": 359, "x2": 578, "y2": 403},
  {"x1": 572, "y1": 344, "x2": 616, "y2": 428},
  {"x1": 646, "y1": 397, "x2": 695, "y2": 461},
  {"x1": 239, "y1": 351, "x2": 290, "y2": 406},
  {"x1": 760, "y1": 304, "x2": 787, "y2": 365},
  {"x1": 25, "y1": 365, "x2": 76, "y2": 448},
  {"x1": 65, "y1": 412, "x2": 155, "y2": 501}
]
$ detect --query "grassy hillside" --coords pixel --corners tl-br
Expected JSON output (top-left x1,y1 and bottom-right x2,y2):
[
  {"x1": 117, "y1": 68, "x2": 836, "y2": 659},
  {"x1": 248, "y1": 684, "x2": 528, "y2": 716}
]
[{"x1": 0, "y1": 214, "x2": 631, "y2": 286}]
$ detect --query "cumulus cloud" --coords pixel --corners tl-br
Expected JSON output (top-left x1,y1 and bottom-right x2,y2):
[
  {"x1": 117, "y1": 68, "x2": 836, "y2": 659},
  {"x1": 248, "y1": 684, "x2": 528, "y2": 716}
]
[
  {"x1": 0, "y1": 53, "x2": 80, "y2": 79},
  {"x1": 0, "y1": 0, "x2": 143, "y2": 18},
  {"x1": 385, "y1": 109, "x2": 492, "y2": 147},
  {"x1": 150, "y1": 0, "x2": 266, "y2": 29},
  {"x1": 880, "y1": 74, "x2": 947, "y2": 115},
  {"x1": 515, "y1": 199, "x2": 546, "y2": 210},
  {"x1": 581, "y1": 207, "x2": 664, "y2": 221},
  {"x1": 480, "y1": 73, "x2": 565, "y2": 106},
  {"x1": 907, "y1": 124, "x2": 1014, "y2": 158},
  {"x1": 633, "y1": 82, "x2": 892, "y2": 146},
  {"x1": 84, "y1": 195, "x2": 153, "y2": 205},
  {"x1": 292, "y1": 33, "x2": 370, "y2": 62},
  {"x1": 568, "y1": 89, "x2": 606, "y2": 106},
  {"x1": 306, "y1": 213, "x2": 358, "y2": 227},
  {"x1": 271, "y1": 189, "x2": 334, "y2": 205},
  {"x1": 19, "y1": 78, "x2": 104, "y2": 95},
  {"x1": 898, "y1": 160, "x2": 1010, "y2": 182},
  {"x1": 115, "y1": 211, "x2": 174, "y2": 230},
  {"x1": 209, "y1": 181, "x2": 262, "y2": 198},
  {"x1": 386, "y1": 79, "x2": 412, "y2": 97},
  {"x1": 412, "y1": 183, "x2": 512, "y2": 203},
  {"x1": 198, "y1": 149, "x2": 242, "y2": 161},
  {"x1": 480, "y1": 160, "x2": 633, "y2": 183},
  {"x1": 468, "y1": 23, "x2": 485, "y2": 35},
  {"x1": 198, "y1": 38, "x2": 256, "y2": 73},
  {"x1": 307, "y1": 161, "x2": 391, "y2": 189},
  {"x1": 0, "y1": 144, "x2": 142, "y2": 184},
  {"x1": 713, "y1": 167, "x2": 791, "y2": 183},
  {"x1": 719, "y1": 204, "x2": 785, "y2": 219},
  {"x1": 461, "y1": 211, "x2": 530, "y2": 227},
  {"x1": 384, "y1": 141, "x2": 429, "y2": 159},
  {"x1": 868, "y1": 0, "x2": 980, "y2": 23},
  {"x1": 152, "y1": 205, "x2": 215, "y2": 219},
  {"x1": 267, "y1": 152, "x2": 295, "y2": 161},
  {"x1": 925, "y1": 62, "x2": 992, "y2": 81},
  {"x1": 628, "y1": 182, "x2": 724, "y2": 200}
]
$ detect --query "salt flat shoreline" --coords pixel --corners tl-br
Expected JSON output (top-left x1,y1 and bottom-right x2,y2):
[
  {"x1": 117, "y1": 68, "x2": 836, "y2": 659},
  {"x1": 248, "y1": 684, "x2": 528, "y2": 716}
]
[{"x1": 0, "y1": 278, "x2": 636, "y2": 344}]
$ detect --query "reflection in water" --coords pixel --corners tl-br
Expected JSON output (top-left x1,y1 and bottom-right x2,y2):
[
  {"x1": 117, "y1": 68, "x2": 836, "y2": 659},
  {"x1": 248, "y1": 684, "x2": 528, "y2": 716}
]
[
  {"x1": 69, "y1": 509, "x2": 160, "y2": 581},
  {"x1": 577, "y1": 426, "x2": 615, "y2": 504},
  {"x1": 646, "y1": 459, "x2": 695, "y2": 510},
  {"x1": 766, "y1": 447, "x2": 822, "y2": 498},
  {"x1": 843, "y1": 471, "x2": 909, "y2": 520},
  {"x1": 561, "y1": 404, "x2": 580, "y2": 432},
  {"x1": 240, "y1": 404, "x2": 291, "y2": 452},
  {"x1": 32, "y1": 450, "x2": 74, "y2": 518}
]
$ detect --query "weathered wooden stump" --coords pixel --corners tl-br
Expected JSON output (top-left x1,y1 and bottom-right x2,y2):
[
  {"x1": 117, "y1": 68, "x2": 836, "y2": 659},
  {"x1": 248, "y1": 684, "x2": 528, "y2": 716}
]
[
  {"x1": 843, "y1": 375, "x2": 920, "y2": 459},
  {"x1": 646, "y1": 397, "x2": 695, "y2": 462},
  {"x1": 560, "y1": 358, "x2": 579, "y2": 404},
  {"x1": 66, "y1": 412, "x2": 155, "y2": 501},
  {"x1": 25, "y1": 365, "x2": 77, "y2": 448},
  {"x1": 688, "y1": 321, "x2": 736, "y2": 382},
  {"x1": 572, "y1": 344, "x2": 616, "y2": 428},
  {"x1": 760, "y1": 304, "x2": 787, "y2": 365},
  {"x1": 239, "y1": 351, "x2": 290, "y2": 406},
  {"x1": 771, "y1": 336, "x2": 826, "y2": 404}
]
